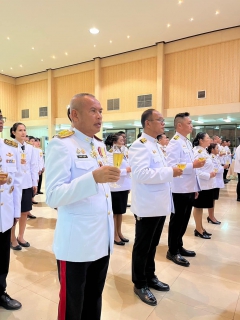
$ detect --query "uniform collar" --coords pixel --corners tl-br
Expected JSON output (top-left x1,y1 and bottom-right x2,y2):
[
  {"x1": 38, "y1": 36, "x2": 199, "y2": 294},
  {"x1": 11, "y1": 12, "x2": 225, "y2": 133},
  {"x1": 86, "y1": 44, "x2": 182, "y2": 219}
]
[
  {"x1": 142, "y1": 132, "x2": 157, "y2": 143},
  {"x1": 175, "y1": 132, "x2": 187, "y2": 141},
  {"x1": 73, "y1": 129, "x2": 94, "y2": 143},
  {"x1": 14, "y1": 139, "x2": 25, "y2": 147},
  {"x1": 194, "y1": 145, "x2": 206, "y2": 151}
]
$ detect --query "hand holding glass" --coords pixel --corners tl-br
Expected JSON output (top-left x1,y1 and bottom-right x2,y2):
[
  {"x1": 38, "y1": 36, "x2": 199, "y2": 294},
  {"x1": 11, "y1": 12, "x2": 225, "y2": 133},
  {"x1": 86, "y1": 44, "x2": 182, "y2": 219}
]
[
  {"x1": 110, "y1": 145, "x2": 125, "y2": 188},
  {"x1": 176, "y1": 159, "x2": 186, "y2": 178}
]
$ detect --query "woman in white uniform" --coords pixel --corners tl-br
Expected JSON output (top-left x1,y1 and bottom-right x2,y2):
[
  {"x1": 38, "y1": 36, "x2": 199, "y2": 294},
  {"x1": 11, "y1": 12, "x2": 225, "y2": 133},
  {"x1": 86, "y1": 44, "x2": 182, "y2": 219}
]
[
  {"x1": 192, "y1": 133, "x2": 216, "y2": 239},
  {"x1": 10, "y1": 123, "x2": 38, "y2": 250},
  {"x1": 105, "y1": 134, "x2": 131, "y2": 246},
  {"x1": 207, "y1": 143, "x2": 225, "y2": 224}
]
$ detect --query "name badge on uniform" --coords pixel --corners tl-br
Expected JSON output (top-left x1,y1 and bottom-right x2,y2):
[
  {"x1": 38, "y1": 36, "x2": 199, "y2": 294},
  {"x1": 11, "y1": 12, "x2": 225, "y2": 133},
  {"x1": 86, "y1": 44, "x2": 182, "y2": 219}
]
[
  {"x1": 6, "y1": 153, "x2": 13, "y2": 157},
  {"x1": 6, "y1": 159, "x2": 15, "y2": 163},
  {"x1": 77, "y1": 155, "x2": 88, "y2": 158}
]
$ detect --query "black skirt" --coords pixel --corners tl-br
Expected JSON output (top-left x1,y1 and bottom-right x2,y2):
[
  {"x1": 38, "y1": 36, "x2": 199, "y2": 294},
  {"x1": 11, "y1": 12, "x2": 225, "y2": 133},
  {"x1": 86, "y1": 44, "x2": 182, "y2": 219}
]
[
  {"x1": 111, "y1": 190, "x2": 129, "y2": 215},
  {"x1": 213, "y1": 188, "x2": 220, "y2": 200},
  {"x1": 21, "y1": 187, "x2": 33, "y2": 212},
  {"x1": 193, "y1": 189, "x2": 214, "y2": 209}
]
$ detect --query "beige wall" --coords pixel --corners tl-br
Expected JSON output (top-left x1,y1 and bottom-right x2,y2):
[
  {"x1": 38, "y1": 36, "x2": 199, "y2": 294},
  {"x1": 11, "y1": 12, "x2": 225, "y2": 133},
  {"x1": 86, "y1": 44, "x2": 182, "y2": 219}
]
[
  {"x1": 0, "y1": 27, "x2": 240, "y2": 137},
  {"x1": 165, "y1": 39, "x2": 240, "y2": 109}
]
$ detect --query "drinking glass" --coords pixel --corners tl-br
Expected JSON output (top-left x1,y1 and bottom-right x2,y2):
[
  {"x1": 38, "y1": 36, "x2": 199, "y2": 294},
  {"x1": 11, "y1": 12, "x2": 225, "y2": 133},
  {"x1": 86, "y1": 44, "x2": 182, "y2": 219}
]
[
  {"x1": 176, "y1": 159, "x2": 186, "y2": 178},
  {"x1": 110, "y1": 145, "x2": 125, "y2": 188}
]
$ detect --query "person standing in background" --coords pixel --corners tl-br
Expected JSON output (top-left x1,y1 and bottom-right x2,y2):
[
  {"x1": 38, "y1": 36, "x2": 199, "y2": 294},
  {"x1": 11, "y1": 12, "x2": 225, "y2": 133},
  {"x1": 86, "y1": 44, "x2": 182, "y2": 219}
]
[
  {"x1": 234, "y1": 142, "x2": 240, "y2": 201},
  {"x1": 105, "y1": 134, "x2": 131, "y2": 246},
  {"x1": 10, "y1": 123, "x2": 38, "y2": 250},
  {"x1": 34, "y1": 138, "x2": 45, "y2": 195},
  {"x1": 157, "y1": 133, "x2": 168, "y2": 157},
  {"x1": 0, "y1": 113, "x2": 22, "y2": 310},
  {"x1": 166, "y1": 112, "x2": 204, "y2": 268},
  {"x1": 129, "y1": 109, "x2": 182, "y2": 306}
]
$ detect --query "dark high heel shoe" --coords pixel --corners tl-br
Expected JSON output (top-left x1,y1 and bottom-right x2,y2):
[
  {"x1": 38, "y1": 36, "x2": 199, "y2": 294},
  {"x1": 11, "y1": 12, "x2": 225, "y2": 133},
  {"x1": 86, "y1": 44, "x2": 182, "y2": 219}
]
[
  {"x1": 207, "y1": 217, "x2": 221, "y2": 225},
  {"x1": 114, "y1": 240, "x2": 125, "y2": 246},
  {"x1": 194, "y1": 230, "x2": 211, "y2": 239},
  {"x1": 203, "y1": 230, "x2": 212, "y2": 236}
]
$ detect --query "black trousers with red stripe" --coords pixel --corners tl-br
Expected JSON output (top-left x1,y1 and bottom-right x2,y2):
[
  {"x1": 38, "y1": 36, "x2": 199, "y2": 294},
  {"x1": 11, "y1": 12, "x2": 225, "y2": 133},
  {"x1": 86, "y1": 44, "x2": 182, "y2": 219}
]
[{"x1": 57, "y1": 254, "x2": 110, "y2": 320}]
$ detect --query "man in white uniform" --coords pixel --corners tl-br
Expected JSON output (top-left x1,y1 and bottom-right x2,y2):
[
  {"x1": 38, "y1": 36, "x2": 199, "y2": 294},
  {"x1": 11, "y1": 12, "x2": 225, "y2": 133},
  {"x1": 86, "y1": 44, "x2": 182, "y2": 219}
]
[
  {"x1": 46, "y1": 93, "x2": 120, "y2": 320},
  {"x1": 166, "y1": 112, "x2": 204, "y2": 267},
  {"x1": 129, "y1": 109, "x2": 182, "y2": 306},
  {"x1": 0, "y1": 114, "x2": 22, "y2": 310}
]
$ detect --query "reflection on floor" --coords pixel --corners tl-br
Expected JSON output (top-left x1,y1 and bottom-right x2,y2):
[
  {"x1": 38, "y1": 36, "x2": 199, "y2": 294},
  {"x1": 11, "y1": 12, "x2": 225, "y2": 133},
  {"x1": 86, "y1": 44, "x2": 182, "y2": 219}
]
[{"x1": 1, "y1": 181, "x2": 240, "y2": 319}]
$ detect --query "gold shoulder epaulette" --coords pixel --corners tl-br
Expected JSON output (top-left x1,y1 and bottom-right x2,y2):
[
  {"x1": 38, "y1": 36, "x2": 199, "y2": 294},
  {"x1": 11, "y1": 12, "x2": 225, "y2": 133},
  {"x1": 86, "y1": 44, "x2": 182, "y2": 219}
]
[
  {"x1": 140, "y1": 138, "x2": 147, "y2": 144},
  {"x1": 4, "y1": 139, "x2": 18, "y2": 148},
  {"x1": 57, "y1": 130, "x2": 75, "y2": 139},
  {"x1": 109, "y1": 148, "x2": 113, "y2": 153},
  {"x1": 173, "y1": 135, "x2": 179, "y2": 140},
  {"x1": 26, "y1": 141, "x2": 33, "y2": 145}
]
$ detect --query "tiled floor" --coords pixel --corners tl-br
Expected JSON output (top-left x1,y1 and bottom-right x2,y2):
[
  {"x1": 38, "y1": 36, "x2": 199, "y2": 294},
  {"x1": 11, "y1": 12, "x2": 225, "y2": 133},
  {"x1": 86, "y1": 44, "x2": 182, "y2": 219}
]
[{"x1": 1, "y1": 180, "x2": 240, "y2": 319}]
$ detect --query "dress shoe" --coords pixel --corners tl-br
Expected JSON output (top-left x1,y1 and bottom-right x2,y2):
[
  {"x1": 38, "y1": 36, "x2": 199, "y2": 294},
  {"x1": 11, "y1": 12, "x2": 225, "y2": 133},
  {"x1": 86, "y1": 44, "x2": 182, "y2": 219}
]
[
  {"x1": 207, "y1": 217, "x2": 221, "y2": 224},
  {"x1": 32, "y1": 201, "x2": 38, "y2": 205},
  {"x1": 148, "y1": 277, "x2": 169, "y2": 291},
  {"x1": 38, "y1": 191, "x2": 44, "y2": 194},
  {"x1": 119, "y1": 236, "x2": 129, "y2": 243},
  {"x1": 224, "y1": 180, "x2": 229, "y2": 184},
  {"x1": 194, "y1": 229, "x2": 211, "y2": 239},
  {"x1": 134, "y1": 286, "x2": 157, "y2": 306},
  {"x1": 166, "y1": 251, "x2": 190, "y2": 267},
  {"x1": 114, "y1": 240, "x2": 125, "y2": 246},
  {"x1": 17, "y1": 238, "x2": 30, "y2": 247},
  {"x1": 10, "y1": 243, "x2": 22, "y2": 251},
  {"x1": 127, "y1": 204, "x2": 131, "y2": 207},
  {"x1": 237, "y1": 198, "x2": 240, "y2": 202},
  {"x1": 179, "y1": 247, "x2": 196, "y2": 257},
  {"x1": 28, "y1": 214, "x2": 36, "y2": 219},
  {"x1": 0, "y1": 292, "x2": 22, "y2": 310},
  {"x1": 203, "y1": 229, "x2": 212, "y2": 236}
]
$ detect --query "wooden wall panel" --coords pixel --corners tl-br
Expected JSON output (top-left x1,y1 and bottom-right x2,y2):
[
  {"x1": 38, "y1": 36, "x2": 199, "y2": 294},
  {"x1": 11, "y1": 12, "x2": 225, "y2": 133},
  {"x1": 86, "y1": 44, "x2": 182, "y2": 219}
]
[
  {"x1": 165, "y1": 39, "x2": 240, "y2": 109},
  {"x1": 16, "y1": 80, "x2": 48, "y2": 120},
  {"x1": 101, "y1": 57, "x2": 157, "y2": 114},
  {"x1": 54, "y1": 70, "x2": 95, "y2": 118},
  {"x1": 0, "y1": 81, "x2": 17, "y2": 122}
]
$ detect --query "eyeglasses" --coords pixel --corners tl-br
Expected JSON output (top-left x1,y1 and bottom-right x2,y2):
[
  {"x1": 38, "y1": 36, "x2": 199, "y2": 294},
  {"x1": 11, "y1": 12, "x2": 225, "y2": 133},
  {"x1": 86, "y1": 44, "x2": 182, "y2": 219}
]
[{"x1": 147, "y1": 118, "x2": 165, "y2": 124}]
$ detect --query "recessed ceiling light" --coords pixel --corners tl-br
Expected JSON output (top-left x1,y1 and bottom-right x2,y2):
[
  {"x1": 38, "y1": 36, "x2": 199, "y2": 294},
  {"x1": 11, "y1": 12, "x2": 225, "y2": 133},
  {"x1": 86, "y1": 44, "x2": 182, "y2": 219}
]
[
  {"x1": 65, "y1": 52, "x2": 68, "y2": 55},
  {"x1": 10, "y1": 67, "x2": 12, "y2": 70},
  {"x1": 215, "y1": 10, "x2": 220, "y2": 15},
  {"x1": 41, "y1": 59, "x2": 43, "y2": 61},
  {"x1": 94, "y1": 45, "x2": 96, "y2": 47},
  {"x1": 127, "y1": 35, "x2": 130, "y2": 39},
  {"x1": 32, "y1": 47, "x2": 34, "y2": 50},
  {"x1": 89, "y1": 28, "x2": 99, "y2": 34},
  {"x1": 110, "y1": 40, "x2": 112, "y2": 43},
  {"x1": 7, "y1": 37, "x2": 10, "y2": 40},
  {"x1": 190, "y1": 18, "x2": 194, "y2": 21},
  {"x1": 20, "y1": 65, "x2": 23, "y2": 67},
  {"x1": 167, "y1": 23, "x2": 171, "y2": 28},
  {"x1": 1, "y1": 70, "x2": 3, "y2": 72},
  {"x1": 178, "y1": 0, "x2": 183, "y2": 4},
  {"x1": 52, "y1": 55, "x2": 55, "y2": 59}
]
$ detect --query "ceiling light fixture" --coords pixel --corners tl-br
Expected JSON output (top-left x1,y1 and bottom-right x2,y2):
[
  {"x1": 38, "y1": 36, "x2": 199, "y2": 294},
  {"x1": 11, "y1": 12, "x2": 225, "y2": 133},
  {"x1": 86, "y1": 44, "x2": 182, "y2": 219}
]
[
  {"x1": 215, "y1": 10, "x2": 220, "y2": 15},
  {"x1": 167, "y1": 24, "x2": 171, "y2": 28},
  {"x1": 190, "y1": 18, "x2": 194, "y2": 21},
  {"x1": 32, "y1": 47, "x2": 34, "y2": 50},
  {"x1": 1, "y1": 70, "x2": 3, "y2": 72},
  {"x1": 10, "y1": 67, "x2": 12, "y2": 70},
  {"x1": 52, "y1": 55, "x2": 56, "y2": 59},
  {"x1": 65, "y1": 52, "x2": 68, "y2": 55},
  {"x1": 89, "y1": 28, "x2": 99, "y2": 34},
  {"x1": 7, "y1": 37, "x2": 10, "y2": 40},
  {"x1": 41, "y1": 59, "x2": 43, "y2": 61},
  {"x1": 110, "y1": 40, "x2": 112, "y2": 43},
  {"x1": 223, "y1": 119, "x2": 231, "y2": 123},
  {"x1": 178, "y1": 0, "x2": 183, "y2": 4},
  {"x1": 127, "y1": 35, "x2": 130, "y2": 39},
  {"x1": 20, "y1": 65, "x2": 22, "y2": 67},
  {"x1": 94, "y1": 45, "x2": 96, "y2": 47}
]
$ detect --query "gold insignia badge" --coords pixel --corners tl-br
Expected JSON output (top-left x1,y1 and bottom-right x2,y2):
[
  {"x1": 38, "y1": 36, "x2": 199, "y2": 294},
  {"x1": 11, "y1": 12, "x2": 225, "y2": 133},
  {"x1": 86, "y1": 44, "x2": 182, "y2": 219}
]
[
  {"x1": 140, "y1": 138, "x2": 147, "y2": 144},
  {"x1": 198, "y1": 149, "x2": 202, "y2": 153},
  {"x1": 81, "y1": 149, "x2": 86, "y2": 154},
  {"x1": 152, "y1": 150, "x2": 157, "y2": 154},
  {"x1": 9, "y1": 186, "x2": 14, "y2": 194},
  {"x1": 109, "y1": 148, "x2": 113, "y2": 153},
  {"x1": 76, "y1": 148, "x2": 81, "y2": 154},
  {"x1": 174, "y1": 135, "x2": 179, "y2": 140},
  {"x1": 4, "y1": 139, "x2": 18, "y2": 148},
  {"x1": 6, "y1": 177, "x2": 12, "y2": 185},
  {"x1": 6, "y1": 153, "x2": 13, "y2": 157},
  {"x1": 57, "y1": 130, "x2": 75, "y2": 139}
]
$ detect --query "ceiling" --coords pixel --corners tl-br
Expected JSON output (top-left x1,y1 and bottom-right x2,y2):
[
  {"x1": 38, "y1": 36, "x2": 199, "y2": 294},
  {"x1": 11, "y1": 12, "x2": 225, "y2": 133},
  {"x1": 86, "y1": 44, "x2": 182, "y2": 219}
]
[{"x1": 1, "y1": 0, "x2": 240, "y2": 77}]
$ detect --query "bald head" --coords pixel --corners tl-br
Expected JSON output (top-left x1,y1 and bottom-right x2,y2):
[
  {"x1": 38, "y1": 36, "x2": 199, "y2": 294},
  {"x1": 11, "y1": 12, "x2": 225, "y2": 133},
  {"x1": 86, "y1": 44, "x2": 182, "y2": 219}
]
[{"x1": 70, "y1": 93, "x2": 95, "y2": 113}]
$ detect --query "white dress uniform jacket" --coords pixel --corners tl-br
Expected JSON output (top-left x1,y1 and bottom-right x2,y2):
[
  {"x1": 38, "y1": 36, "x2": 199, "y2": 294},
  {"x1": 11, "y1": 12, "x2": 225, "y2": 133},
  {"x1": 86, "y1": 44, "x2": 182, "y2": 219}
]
[
  {"x1": 234, "y1": 145, "x2": 240, "y2": 173},
  {"x1": 166, "y1": 132, "x2": 199, "y2": 193},
  {"x1": 15, "y1": 141, "x2": 38, "y2": 189},
  {"x1": 38, "y1": 148, "x2": 45, "y2": 170},
  {"x1": 224, "y1": 146, "x2": 232, "y2": 164},
  {"x1": 193, "y1": 146, "x2": 215, "y2": 190},
  {"x1": 211, "y1": 154, "x2": 224, "y2": 189},
  {"x1": 107, "y1": 150, "x2": 131, "y2": 192},
  {"x1": 0, "y1": 139, "x2": 22, "y2": 233},
  {"x1": 128, "y1": 132, "x2": 174, "y2": 218},
  {"x1": 46, "y1": 129, "x2": 114, "y2": 263}
]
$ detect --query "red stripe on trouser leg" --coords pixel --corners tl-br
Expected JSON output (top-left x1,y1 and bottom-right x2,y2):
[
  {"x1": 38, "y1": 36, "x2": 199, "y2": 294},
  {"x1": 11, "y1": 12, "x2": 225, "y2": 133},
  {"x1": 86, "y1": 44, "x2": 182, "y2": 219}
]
[{"x1": 58, "y1": 260, "x2": 67, "y2": 320}]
